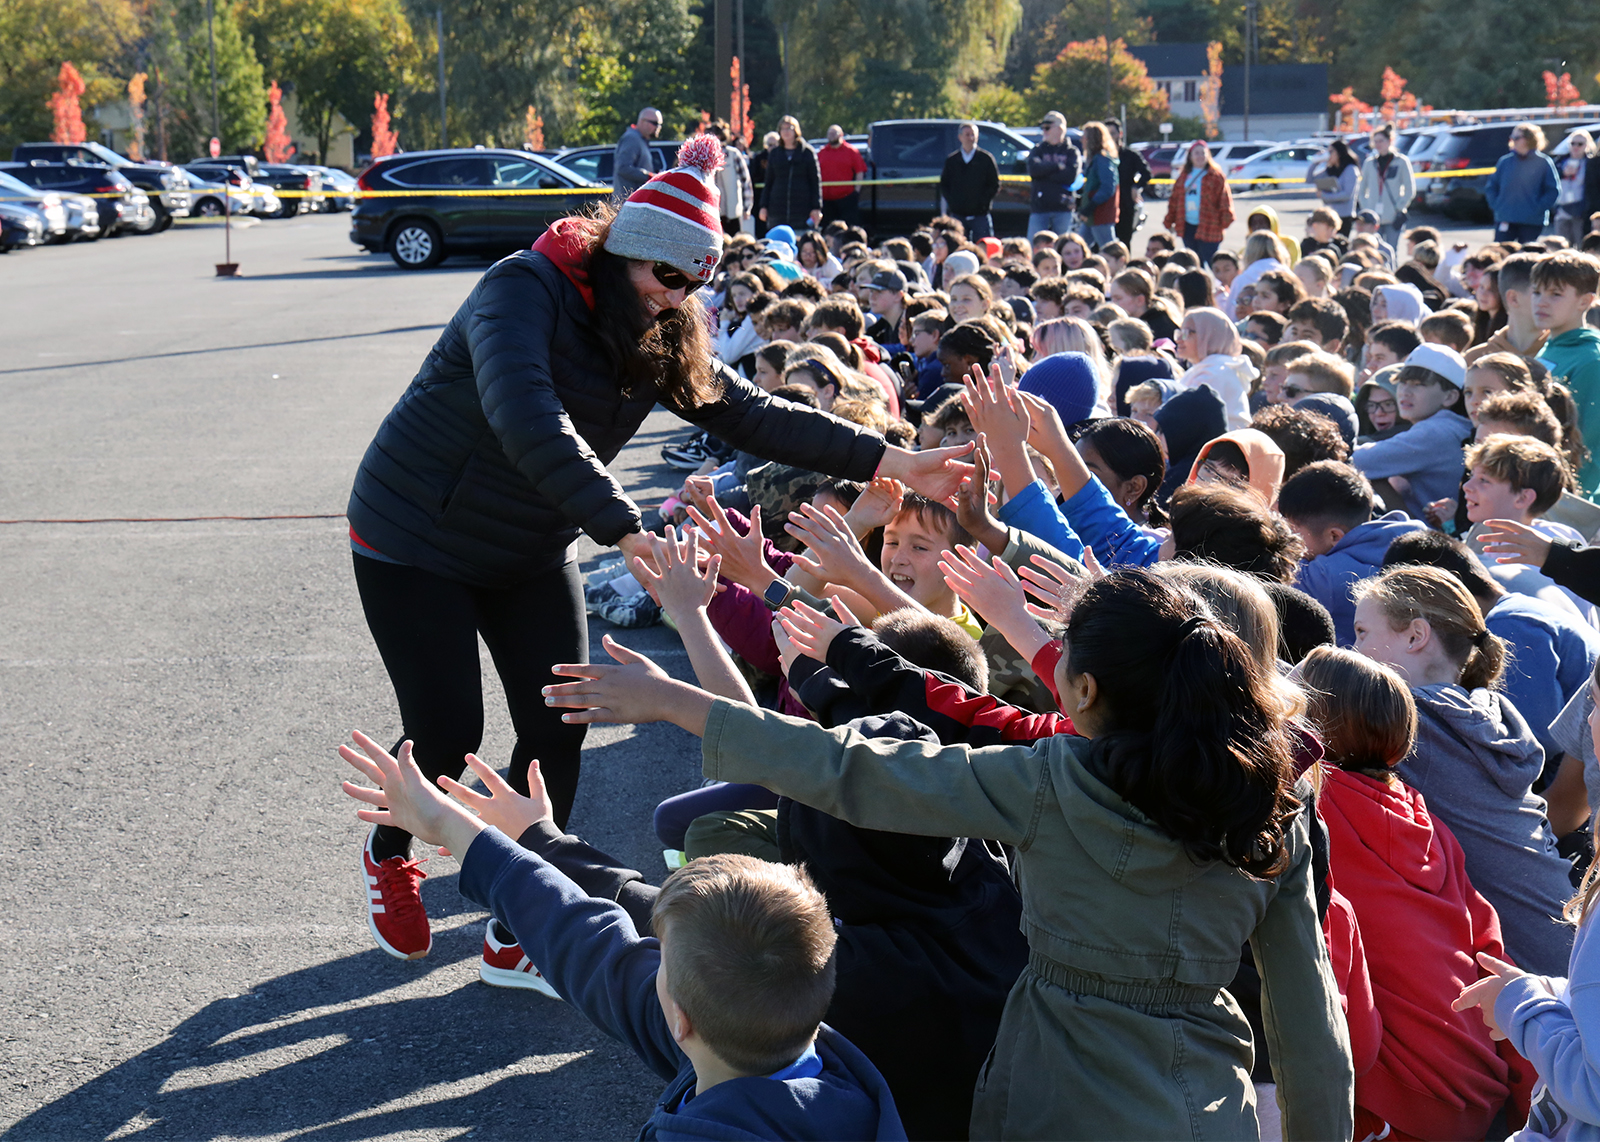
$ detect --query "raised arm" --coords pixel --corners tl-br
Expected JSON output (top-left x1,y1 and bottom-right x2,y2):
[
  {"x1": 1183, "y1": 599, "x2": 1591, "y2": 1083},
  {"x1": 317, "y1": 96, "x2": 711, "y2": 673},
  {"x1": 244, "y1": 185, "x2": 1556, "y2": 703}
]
[{"x1": 630, "y1": 526, "x2": 756, "y2": 705}]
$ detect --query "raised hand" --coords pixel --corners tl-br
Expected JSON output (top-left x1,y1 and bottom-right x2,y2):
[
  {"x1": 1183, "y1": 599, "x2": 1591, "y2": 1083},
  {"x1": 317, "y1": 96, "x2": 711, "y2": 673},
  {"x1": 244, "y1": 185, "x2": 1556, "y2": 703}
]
[
  {"x1": 777, "y1": 596, "x2": 860, "y2": 664},
  {"x1": 339, "y1": 730, "x2": 484, "y2": 853},
  {"x1": 1018, "y1": 552, "x2": 1088, "y2": 622},
  {"x1": 785, "y1": 501, "x2": 878, "y2": 588},
  {"x1": 843, "y1": 475, "x2": 905, "y2": 535},
  {"x1": 681, "y1": 474, "x2": 716, "y2": 516},
  {"x1": 438, "y1": 752, "x2": 555, "y2": 846},
  {"x1": 952, "y1": 434, "x2": 1008, "y2": 552},
  {"x1": 686, "y1": 497, "x2": 775, "y2": 593},
  {"x1": 545, "y1": 634, "x2": 681, "y2": 725},
  {"x1": 1477, "y1": 518, "x2": 1554, "y2": 568},
  {"x1": 773, "y1": 617, "x2": 803, "y2": 676},
  {"x1": 964, "y1": 363, "x2": 1031, "y2": 456},
  {"x1": 632, "y1": 525, "x2": 721, "y2": 619},
  {"x1": 876, "y1": 441, "x2": 977, "y2": 507},
  {"x1": 939, "y1": 544, "x2": 1053, "y2": 663}
]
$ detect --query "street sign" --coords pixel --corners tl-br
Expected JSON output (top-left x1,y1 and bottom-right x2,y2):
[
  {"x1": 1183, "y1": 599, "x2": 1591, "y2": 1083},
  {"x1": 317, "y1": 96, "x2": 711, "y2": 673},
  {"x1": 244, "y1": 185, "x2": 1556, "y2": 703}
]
[
  {"x1": 209, "y1": 137, "x2": 221, "y2": 158},
  {"x1": 1159, "y1": 122, "x2": 1174, "y2": 136}
]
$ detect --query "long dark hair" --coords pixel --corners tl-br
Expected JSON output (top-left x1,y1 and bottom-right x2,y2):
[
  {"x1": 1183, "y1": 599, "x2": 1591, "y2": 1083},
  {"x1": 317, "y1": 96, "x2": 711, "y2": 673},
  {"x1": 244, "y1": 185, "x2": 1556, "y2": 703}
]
[
  {"x1": 1066, "y1": 569, "x2": 1299, "y2": 877},
  {"x1": 1177, "y1": 270, "x2": 1215, "y2": 310},
  {"x1": 1327, "y1": 139, "x2": 1357, "y2": 176},
  {"x1": 584, "y1": 202, "x2": 720, "y2": 409},
  {"x1": 1077, "y1": 417, "x2": 1167, "y2": 525}
]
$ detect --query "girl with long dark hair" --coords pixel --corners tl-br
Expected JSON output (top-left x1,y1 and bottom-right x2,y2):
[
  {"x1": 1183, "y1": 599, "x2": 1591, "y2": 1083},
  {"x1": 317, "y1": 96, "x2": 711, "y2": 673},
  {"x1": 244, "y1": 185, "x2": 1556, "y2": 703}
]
[
  {"x1": 545, "y1": 568, "x2": 1354, "y2": 1139},
  {"x1": 346, "y1": 138, "x2": 971, "y2": 967}
]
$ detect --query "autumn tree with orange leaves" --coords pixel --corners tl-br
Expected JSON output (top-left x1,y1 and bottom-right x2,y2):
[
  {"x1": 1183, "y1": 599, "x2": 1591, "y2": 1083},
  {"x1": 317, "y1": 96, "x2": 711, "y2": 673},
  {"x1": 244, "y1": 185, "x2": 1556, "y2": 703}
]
[{"x1": 49, "y1": 62, "x2": 87, "y2": 143}]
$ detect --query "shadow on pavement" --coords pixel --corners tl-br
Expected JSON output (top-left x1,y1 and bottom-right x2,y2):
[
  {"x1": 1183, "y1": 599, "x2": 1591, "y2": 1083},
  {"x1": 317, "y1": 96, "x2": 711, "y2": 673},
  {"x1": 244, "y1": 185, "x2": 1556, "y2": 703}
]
[{"x1": 2, "y1": 872, "x2": 656, "y2": 1141}]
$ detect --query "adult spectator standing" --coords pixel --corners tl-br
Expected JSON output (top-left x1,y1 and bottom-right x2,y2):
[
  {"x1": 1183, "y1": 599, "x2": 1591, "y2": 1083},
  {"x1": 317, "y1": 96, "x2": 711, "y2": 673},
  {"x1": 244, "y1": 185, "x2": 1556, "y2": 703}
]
[
  {"x1": 613, "y1": 107, "x2": 661, "y2": 197},
  {"x1": 1487, "y1": 122, "x2": 1560, "y2": 245},
  {"x1": 707, "y1": 120, "x2": 753, "y2": 236},
  {"x1": 760, "y1": 115, "x2": 822, "y2": 233},
  {"x1": 1554, "y1": 130, "x2": 1600, "y2": 247},
  {"x1": 1163, "y1": 139, "x2": 1233, "y2": 266},
  {"x1": 1107, "y1": 120, "x2": 1150, "y2": 247},
  {"x1": 1078, "y1": 120, "x2": 1120, "y2": 250},
  {"x1": 1356, "y1": 125, "x2": 1415, "y2": 249},
  {"x1": 1027, "y1": 111, "x2": 1079, "y2": 240},
  {"x1": 817, "y1": 124, "x2": 868, "y2": 227},
  {"x1": 939, "y1": 121, "x2": 1000, "y2": 241},
  {"x1": 1317, "y1": 139, "x2": 1361, "y2": 234},
  {"x1": 345, "y1": 138, "x2": 973, "y2": 964}
]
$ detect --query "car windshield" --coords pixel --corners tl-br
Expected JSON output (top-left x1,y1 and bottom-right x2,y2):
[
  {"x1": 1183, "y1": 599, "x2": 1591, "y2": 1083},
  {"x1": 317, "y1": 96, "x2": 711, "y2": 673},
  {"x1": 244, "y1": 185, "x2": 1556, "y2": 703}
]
[
  {"x1": 80, "y1": 141, "x2": 130, "y2": 167},
  {"x1": 540, "y1": 156, "x2": 600, "y2": 185}
]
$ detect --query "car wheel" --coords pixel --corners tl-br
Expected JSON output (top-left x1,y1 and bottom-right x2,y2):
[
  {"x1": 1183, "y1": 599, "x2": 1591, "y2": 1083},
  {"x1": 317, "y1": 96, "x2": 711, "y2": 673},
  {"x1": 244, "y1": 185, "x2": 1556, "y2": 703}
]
[
  {"x1": 1151, "y1": 184, "x2": 1171, "y2": 200},
  {"x1": 389, "y1": 220, "x2": 444, "y2": 269},
  {"x1": 155, "y1": 213, "x2": 174, "y2": 233},
  {"x1": 195, "y1": 197, "x2": 223, "y2": 218}
]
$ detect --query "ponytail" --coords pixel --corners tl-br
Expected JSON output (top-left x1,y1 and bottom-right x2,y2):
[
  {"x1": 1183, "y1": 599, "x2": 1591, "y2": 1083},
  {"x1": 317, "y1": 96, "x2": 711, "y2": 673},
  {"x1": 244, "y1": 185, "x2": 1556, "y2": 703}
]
[
  {"x1": 1357, "y1": 565, "x2": 1507, "y2": 690},
  {"x1": 1066, "y1": 569, "x2": 1299, "y2": 877}
]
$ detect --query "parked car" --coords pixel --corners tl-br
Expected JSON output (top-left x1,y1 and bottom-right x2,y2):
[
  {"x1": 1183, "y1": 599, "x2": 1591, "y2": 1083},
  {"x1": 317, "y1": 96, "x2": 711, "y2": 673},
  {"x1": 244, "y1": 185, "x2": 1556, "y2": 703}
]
[
  {"x1": 0, "y1": 162, "x2": 155, "y2": 235},
  {"x1": 307, "y1": 165, "x2": 357, "y2": 211},
  {"x1": 181, "y1": 168, "x2": 230, "y2": 217},
  {"x1": 186, "y1": 156, "x2": 316, "y2": 217},
  {"x1": 182, "y1": 163, "x2": 281, "y2": 217},
  {"x1": 11, "y1": 140, "x2": 192, "y2": 229},
  {"x1": 1422, "y1": 119, "x2": 1600, "y2": 220},
  {"x1": 1133, "y1": 143, "x2": 1179, "y2": 199},
  {"x1": 0, "y1": 201, "x2": 47, "y2": 250},
  {"x1": 349, "y1": 147, "x2": 610, "y2": 269},
  {"x1": 550, "y1": 141, "x2": 678, "y2": 187},
  {"x1": 56, "y1": 191, "x2": 103, "y2": 241},
  {"x1": 1223, "y1": 143, "x2": 1325, "y2": 189},
  {"x1": 0, "y1": 167, "x2": 77, "y2": 240},
  {"x1": 864, "y1": 119, "x2": 1034, "y2": 237}
]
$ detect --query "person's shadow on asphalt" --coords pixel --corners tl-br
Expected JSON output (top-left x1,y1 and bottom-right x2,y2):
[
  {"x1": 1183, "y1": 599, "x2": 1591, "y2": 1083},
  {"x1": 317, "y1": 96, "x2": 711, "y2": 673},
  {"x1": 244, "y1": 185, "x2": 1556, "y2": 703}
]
[{"x1": 3, "y1": 873, "x2": 658, "y2": 1141}]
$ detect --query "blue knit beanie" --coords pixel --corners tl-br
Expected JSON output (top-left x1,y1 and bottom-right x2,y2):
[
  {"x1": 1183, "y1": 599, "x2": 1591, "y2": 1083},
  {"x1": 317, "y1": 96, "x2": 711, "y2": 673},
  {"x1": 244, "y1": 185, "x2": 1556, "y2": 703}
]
[{"x1": 1019, "y1": 352, "x2": 1100, "y2": 427}]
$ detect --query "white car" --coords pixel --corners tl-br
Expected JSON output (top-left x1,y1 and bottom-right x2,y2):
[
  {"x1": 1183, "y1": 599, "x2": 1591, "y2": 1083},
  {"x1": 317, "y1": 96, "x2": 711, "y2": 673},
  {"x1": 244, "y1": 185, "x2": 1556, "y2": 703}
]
[{"x1": 1225, "y1": 143, "x2": 1325, "y2": 189}]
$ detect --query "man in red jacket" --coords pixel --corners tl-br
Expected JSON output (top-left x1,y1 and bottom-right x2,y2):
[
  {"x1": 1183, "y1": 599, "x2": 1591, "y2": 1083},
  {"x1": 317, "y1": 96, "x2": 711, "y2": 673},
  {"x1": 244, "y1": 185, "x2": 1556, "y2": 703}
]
[{"x1": 818, "y1": 124, "x2": 868, "y2": 227}]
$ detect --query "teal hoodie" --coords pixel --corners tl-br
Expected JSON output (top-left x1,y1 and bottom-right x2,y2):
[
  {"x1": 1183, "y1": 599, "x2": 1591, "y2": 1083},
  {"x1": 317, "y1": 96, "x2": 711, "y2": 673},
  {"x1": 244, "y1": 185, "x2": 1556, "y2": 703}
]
[{"x1": 1538, "y1": 325, "x2": 1600, "y2": 493}]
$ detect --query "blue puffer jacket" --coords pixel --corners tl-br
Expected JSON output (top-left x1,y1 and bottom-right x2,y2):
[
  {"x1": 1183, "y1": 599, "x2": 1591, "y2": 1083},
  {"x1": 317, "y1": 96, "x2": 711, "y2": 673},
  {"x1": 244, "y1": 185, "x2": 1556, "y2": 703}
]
[
  {"x1": 1486, "y1": 150, "x2": 1560, "y2": 226},
  {"x1": 348, "y1": 227, "x2": 885, "y2": 588}
]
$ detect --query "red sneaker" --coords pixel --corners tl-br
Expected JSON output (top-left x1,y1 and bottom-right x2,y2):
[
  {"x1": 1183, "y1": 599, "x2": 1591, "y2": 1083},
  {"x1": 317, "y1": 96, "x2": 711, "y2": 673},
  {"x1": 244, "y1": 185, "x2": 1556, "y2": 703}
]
[
  {"x1": 361, "y1": 827, "x2": 431, "y2": 960},
  {"x1": 479, "y1": 920, "x2": 561, "y2": 998}
]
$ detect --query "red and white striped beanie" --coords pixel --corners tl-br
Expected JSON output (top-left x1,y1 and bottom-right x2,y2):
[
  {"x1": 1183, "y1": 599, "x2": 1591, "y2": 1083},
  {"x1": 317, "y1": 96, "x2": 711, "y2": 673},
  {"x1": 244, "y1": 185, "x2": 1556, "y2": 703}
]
[{"x1": 603, "y1": 136, "x2": 726, "y2": 282}]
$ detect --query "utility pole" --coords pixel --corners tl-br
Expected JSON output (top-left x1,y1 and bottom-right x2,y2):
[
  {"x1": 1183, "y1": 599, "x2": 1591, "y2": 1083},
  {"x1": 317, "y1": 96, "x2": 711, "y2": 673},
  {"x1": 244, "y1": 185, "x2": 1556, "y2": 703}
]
[
  {"x1": 715, "y1": 0, "x2": 731, "y2": 125},
  {"x1": 436, "y1": 7, "x2": 447, "y2": 148},
  {"x1": 205, "y1": 0, "x2": 220, "y2": 142},
  {"x1": 1242, "y1": 0, "x2": 1256, "y2": 140}
]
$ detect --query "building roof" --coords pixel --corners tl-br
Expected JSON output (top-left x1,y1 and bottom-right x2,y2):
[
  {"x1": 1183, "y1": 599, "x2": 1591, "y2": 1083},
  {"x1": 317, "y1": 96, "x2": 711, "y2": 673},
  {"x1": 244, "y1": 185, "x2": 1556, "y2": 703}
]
[
  {"x1": 1127, "y1": 44, "x2": 1209, "y2": 79},
  {"x1": 1219, "y1": 63, "x2": 1329, "y2": 116}
]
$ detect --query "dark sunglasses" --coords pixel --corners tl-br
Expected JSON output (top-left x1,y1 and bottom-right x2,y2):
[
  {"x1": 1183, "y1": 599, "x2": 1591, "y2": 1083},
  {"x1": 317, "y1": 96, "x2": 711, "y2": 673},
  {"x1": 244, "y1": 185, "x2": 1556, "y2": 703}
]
[{"x1": 651, "y1": 262, "x2": 706, "y2": 294}]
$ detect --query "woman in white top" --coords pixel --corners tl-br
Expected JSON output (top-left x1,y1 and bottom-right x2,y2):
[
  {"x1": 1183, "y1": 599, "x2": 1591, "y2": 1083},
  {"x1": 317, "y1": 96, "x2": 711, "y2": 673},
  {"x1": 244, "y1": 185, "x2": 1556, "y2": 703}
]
[
  {"x1": 795, "y1": 231, "x2": 843, "y2": 282},
  {"x1": 713, "y1": 271, "x2": 766, "y2": 370},
  {"x1": 1221, "y1": 230, "x2": 1286, "y2": 319},
  {"x1": 1174, "y1": 306, "x2": 1257, "y2": 430}
]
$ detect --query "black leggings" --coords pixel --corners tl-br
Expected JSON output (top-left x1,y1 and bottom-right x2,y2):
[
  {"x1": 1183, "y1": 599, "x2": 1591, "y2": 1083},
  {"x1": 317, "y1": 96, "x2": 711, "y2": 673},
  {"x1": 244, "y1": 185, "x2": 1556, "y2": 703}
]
[{"x1": 353, "y1": 553, "x2": 588, "y2": 844}]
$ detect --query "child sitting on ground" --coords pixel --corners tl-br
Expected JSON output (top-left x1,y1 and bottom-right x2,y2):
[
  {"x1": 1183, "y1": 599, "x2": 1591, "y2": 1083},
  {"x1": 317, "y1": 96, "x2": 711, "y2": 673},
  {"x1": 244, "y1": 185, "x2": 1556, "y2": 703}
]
[
  {"x1": 339, "y1": 734, "x2": 905, "y2": 1140},
  {"x1": 1297, "y1": 647, "x2": 1531, "y2": 1141},
  {"x1": 1278, "y1": 461, "x2": 1425, "y2": 646},
  {"x1": 1455, "y1": 657, "x2": 1600, "y2": 1142},
  {"x1": 1352, "y1": 565, "x2": 1577, "y2": 976},
  {"x1": 1351, "y1": 344, "x2": 1474, "y2": 518}
]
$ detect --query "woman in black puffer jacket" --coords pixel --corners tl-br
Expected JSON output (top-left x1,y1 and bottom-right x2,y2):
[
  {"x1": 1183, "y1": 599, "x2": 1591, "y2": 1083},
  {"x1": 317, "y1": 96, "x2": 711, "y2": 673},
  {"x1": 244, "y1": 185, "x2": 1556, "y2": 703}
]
[
  {"x1": 759, "y1": 115, "x2": 822, "y2": 232},
  {"x1": 346, "y1": 139, "x2": 970, "y2": 966}
]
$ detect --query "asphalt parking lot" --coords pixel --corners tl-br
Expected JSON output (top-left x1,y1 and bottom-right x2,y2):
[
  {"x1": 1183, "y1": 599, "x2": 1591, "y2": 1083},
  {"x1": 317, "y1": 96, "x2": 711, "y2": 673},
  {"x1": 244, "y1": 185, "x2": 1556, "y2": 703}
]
[{"x1": 0, "y1": 199, "x2": 1492, "y2": 1140}]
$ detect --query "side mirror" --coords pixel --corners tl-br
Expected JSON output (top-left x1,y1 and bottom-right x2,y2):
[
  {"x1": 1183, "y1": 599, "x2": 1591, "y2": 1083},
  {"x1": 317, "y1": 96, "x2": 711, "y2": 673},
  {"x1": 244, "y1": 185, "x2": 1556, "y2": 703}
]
[{"x1": 538, "y1": 176, "x2": 561, "y2": 189}]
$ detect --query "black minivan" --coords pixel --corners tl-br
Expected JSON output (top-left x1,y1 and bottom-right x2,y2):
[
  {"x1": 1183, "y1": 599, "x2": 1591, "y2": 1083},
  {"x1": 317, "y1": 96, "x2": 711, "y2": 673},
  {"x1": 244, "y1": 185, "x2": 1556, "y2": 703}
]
[
  {"x1": 350, "y1": 148, "x2": 607, "y2": 269},
  {"x1": 1425, "y1": 119, "x2": 1600, "y2": 220}
]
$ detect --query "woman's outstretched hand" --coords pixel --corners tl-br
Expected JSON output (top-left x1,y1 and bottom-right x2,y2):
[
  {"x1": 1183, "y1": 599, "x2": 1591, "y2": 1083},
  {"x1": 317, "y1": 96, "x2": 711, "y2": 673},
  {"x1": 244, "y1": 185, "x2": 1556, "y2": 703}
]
[
  {"x1": 876, "y1": 441, "x2": 977, "y2": 507},
  {"x1": 545, "y1": 634, "x2": 717, "y2": 736}
]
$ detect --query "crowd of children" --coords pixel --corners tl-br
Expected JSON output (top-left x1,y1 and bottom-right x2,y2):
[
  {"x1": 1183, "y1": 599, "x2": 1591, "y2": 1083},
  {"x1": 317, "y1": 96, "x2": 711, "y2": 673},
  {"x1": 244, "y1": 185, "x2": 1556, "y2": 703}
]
[{"x1": 340, "y1": 146, "x2": 1600, "y2": 1139}]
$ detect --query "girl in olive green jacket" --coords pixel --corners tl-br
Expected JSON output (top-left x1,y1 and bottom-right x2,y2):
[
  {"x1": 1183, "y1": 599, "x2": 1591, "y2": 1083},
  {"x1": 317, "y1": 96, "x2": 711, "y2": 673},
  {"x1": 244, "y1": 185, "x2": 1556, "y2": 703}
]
[{"x1": 546, "y1": 569, "x2": 1355, "y2": 1140}]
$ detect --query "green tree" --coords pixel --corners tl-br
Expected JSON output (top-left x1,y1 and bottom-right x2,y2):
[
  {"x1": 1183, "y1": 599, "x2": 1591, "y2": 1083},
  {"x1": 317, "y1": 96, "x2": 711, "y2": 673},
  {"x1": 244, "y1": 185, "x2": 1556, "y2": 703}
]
[
  {"x1": 1024, "y1": 37, "x2": 1169, "y2": 139},
  {"x1": 566, "y1": 0, "x2": 700, "y2": 143},
  {"x1": 0, "y1": 0, "x2": 140, "y2": 156},
  {"x1": 240, "y1": 0, "x2": 422, "y2": 162},
  {"x1": 1002, "y1": 0, "x2": 1149, "y2": 90},
  {"x1": 140, "y1": 0, "x2": 266, "y2": 156}
]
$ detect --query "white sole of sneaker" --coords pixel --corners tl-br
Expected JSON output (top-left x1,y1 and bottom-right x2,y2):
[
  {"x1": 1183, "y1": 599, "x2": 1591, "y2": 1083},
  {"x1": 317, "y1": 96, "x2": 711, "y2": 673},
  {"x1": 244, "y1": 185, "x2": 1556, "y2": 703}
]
[
  {"x1": 361, "y1": 842, "x2": 431, "y2": 961},
  {"x1": 479, "y1": 962, "x2": 562, "y2": 999}
]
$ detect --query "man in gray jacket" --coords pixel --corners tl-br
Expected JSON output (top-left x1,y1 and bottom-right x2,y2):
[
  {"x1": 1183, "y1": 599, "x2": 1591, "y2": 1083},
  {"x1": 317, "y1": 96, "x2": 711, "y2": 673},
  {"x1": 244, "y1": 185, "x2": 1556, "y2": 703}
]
[{"x1": 614, "y1": 107, "x2": 662, "y2": 197}]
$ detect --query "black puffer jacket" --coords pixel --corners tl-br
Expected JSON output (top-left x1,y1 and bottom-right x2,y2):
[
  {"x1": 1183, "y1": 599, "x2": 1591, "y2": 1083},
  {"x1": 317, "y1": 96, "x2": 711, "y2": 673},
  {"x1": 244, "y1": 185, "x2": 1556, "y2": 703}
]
[
  {"x1": 348, "y1": 244, "x2": 885, "y2": 587},
  {"x1": 761, "y1": 142, "x2": 822, "y2": 228}
]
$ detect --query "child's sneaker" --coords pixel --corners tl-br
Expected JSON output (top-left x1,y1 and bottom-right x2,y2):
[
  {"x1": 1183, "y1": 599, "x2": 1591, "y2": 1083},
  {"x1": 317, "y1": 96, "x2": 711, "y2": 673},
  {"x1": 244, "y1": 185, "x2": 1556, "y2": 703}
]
[
  {"x1": 479, "y1": 920, "x2": 562, "y2": 998},
  {"x1": 361, "y1": 826, "x2": 431, "y2": 960},
  {"x1": 594, "y1": 591, "x2": 661, "y2": 629},
  {"x1": 583, "y1": 580, "x2": 621, "y2": 612}
]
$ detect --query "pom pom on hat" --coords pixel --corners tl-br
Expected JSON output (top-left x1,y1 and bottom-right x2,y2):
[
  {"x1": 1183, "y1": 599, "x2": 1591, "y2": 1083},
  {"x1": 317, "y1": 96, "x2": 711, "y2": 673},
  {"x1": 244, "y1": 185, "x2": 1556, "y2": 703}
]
[{"x1": 603, "y1": 135, "x2": 725, "y2": 283}]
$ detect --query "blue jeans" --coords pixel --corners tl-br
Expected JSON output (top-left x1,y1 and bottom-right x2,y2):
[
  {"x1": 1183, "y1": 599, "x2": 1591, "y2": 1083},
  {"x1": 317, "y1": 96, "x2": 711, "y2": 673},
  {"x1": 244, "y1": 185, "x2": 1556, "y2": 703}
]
[
  {"x1": 1186, "y1": 238, "x2": 1220, "y2": 266},
  {"x1": 1029, "y1": 211, "x2": 1075, "y2": 239},
  {"x1": 1081, "y1": 221, "x2": 1116, "y2": 249},
  {"x1": 1496, "y1": 220, "x2": 1545, "y2": 244}
]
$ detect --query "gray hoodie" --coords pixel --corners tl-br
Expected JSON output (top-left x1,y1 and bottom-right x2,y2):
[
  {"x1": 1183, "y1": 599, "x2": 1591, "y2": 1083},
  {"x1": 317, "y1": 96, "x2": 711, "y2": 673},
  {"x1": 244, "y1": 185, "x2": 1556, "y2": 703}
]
[{"x1": 1402, "y1": 684, "x2": 1575, "y2": 975}]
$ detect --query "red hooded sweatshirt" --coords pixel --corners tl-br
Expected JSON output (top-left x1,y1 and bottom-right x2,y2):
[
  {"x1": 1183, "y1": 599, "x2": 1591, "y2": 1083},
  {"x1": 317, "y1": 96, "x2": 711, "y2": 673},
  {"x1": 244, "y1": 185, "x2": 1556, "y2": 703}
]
[{"x1": 1320, "y1": 766, "x2": 1532, "y2": 1140}]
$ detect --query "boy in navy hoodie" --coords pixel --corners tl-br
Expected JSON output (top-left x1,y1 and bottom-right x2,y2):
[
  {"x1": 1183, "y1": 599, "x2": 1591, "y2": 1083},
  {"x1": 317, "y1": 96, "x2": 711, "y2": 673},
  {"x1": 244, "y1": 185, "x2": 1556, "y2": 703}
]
[
  {"x1": 1278, "y1": 460, "x2": 1425, "y2": 645},
  {"x1": 339, "y1": 731, "x2": 906, "y2": 1141}
]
